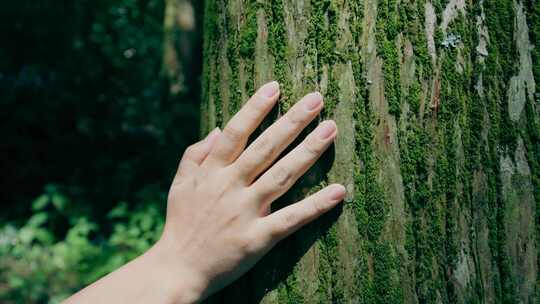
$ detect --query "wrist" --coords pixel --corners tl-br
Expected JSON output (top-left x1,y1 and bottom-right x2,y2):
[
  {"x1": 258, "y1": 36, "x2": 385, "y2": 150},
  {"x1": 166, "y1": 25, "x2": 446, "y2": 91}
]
[{"x1": 148, "y1": 238, "x2": 210, "y2": 303}]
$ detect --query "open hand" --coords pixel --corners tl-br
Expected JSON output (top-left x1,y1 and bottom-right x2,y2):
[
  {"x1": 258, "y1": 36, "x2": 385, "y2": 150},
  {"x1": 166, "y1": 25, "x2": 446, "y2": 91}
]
[
  {"x1": 159, "y1": 81, "x2": 345, "y2": 302},
  {"x1": 65, "y1": 81, "x2": 345, "y2": 304}
]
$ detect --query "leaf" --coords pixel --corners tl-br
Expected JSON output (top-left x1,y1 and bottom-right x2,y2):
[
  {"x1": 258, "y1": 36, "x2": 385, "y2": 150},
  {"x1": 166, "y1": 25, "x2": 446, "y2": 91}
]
[
  {"x1": 51, "y1": 193, "x2": 67, "y2": 211},
  {"x1": 32, "y1": 195, "x2": 50, "y2": 211},
  {"x1": 140, "y1": 213, "x2": 153, "y2": 231},
  {"x1": 27, "y1": 212, "x2": 48, "y2": 228},
  {"x1": 19, "y1": 227, "x2": 34, "y2": 244},
  {"x1": 108, "y1": 202, "x2": 128, "y2": 219}
]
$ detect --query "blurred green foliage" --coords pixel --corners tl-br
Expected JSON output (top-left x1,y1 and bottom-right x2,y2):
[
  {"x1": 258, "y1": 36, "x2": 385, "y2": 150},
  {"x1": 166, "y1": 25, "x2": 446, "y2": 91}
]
[
  {"x1": 0, "y1": 186, "x2": 164, "y2": 302},
  {"x1": 0, "y1": 0, "x2": 202, "y2": 302}
]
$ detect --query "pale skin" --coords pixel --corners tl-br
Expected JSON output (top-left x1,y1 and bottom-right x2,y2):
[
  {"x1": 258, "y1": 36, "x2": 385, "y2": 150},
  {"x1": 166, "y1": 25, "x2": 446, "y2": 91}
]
[{"x1": 64, "y1": 81, "x2": 346, "y2": 304}]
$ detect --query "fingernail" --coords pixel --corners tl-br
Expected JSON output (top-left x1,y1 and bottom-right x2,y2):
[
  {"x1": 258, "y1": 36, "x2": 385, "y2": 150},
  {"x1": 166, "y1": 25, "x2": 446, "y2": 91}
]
[
  {"x1": 304, "y1": 92, "x2": 323, "y2": 111},
  {"x1": 259, "y1": 81, "x2": 280, "y2": 98},
  {"x1": 329, "y1": 184, "x2": 346, "y2": 201},
  {"x1": 316, "y1": 120, "x2": 337, "y2": 140}
]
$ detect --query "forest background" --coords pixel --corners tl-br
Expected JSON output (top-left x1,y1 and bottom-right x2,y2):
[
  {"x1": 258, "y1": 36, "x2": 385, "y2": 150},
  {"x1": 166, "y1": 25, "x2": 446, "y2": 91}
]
[{"x1": 0, "y1": 1, "x2": 203, "y2": 302}]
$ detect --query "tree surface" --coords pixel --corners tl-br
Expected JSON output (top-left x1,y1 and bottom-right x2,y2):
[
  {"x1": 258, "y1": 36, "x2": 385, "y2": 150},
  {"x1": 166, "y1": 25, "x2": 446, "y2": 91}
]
[{"x1": 201, "y1": 0, "x2": 540, "y2": 303}]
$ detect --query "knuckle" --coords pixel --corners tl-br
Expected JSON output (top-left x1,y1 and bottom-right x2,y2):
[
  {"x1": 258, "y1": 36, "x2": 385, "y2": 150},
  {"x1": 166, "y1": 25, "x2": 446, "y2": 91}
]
[
  {"x1": 286, "y1": 108, "x2": 307, "y2": 125},
  {"x1": 232, "y1": 237, "x2": 249, "y2": 254},
  {"x1": 304, "y1": 136, "x2": 323, "y2": 157},
  {"x1": 311, "y1": 200, "x2": 327, "y2": 215},
  {"x1": 252, "y1": 136, "x2": 275, "y2": 159},
  {"x1": 233, "y1": 232, "x2": 258, "y2": 254},
  {"x1": 251, "y1": 94, "x2": 269, "y2": 111},
  {"x1": 271, "y1": 166, "x2": 292, "y2": 187}
]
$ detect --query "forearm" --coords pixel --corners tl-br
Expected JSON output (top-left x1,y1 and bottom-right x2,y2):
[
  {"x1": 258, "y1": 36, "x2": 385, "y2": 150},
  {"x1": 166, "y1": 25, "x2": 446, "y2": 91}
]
[{"x1": 64, "y1": 242, "x2": 207, "y2": 304}]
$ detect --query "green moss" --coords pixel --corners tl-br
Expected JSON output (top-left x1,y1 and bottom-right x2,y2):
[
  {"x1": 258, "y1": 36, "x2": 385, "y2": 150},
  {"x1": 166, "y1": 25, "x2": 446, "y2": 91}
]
[
  {"x1": 372, "y1": 243, "x2": 402, "y2": 303},
  {"x1": 319, "y1": 225, "x2": 344, "y2": 302},
  {"x1": 398, "y1": 114, "x2": 440, "y2": 302},
  {"x1": 442, "y1": 126, "x2": 459, "y2": 302},
  {"x1": 523, "y1": 1, "x2": 540, "y2": 298},
  {"x1": 305, "y1": 0, "x2": 341, "y2": 115},
  {"x1": 485, "y1": 0, "x2": 518, "y2": 78},
  {"x1": 524, "y1": 98, "x2": 540, "y2": 301},
  {"x1": 351, "y1": 41, "x2": 402, "y2": 303},
  {"x1": 225, "y1": 9, "x2": 242, "y2": 115},
  {"x1": 324, "y1": 74, "x2": 340, "y2": 116},
  {"x1": 239, "y1": 2, "x2": 258, "y2": 60},
  {"x1": 524, "y1": 0, "x2": 540, "y2": 88},
  {"x1": 407, "y1": 0, "x2": 433, "y2": 76},
  {"x1": 213, "y1": 67, "x2": 224, "y2": 127},
  {"x1": 481, "y1": 1, "x2": 521, "y2": 300},
  {"x1": 347, "y1": 3, "x2": 372, "y2": 300},
  {"x1": 311, "y1": 0, "x2": 339, "y2": 65},
  {"x1": 240, "y1": 1, "x2": 259, "y2": 98},
  {"x1": 277, "y1": 271, "x2": 304, "y2": 304},
  {"x1": 222, "y1": 1, "x2": 258, "y2": 115},
  {"x1": 407, "y1": 80, "x2": 421, "y2": 115},
  {"x1": 396, "y1": 1, "x2": 483, "y2": 299},
  {"x1": 265, "y1": 0, "x2": 292, "y2": 110},
  {"x1": 202, "y1": 0, "x2": 224, "y2": 129},
  {"x1": 376, "y1": 0, "x2": 402, "y2": 118}
]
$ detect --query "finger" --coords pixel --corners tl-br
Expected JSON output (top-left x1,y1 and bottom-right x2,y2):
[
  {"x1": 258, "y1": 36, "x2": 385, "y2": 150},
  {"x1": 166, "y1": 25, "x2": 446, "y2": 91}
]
[
  {"x1": 204, "y1": 81, "x2": 280, "y2": 167},
  {"x1": 260, "y1": 184, "x2": 346, "y2": 241},
  {"x1": 251, "y1": 120, "x2": 337, "y2": 205},
  {"x1": 233, "y1": 92, "x2": 323, "y2": 183},
  {"x1": 175, "y1": 128, "x2": 221, "y2": 182}
]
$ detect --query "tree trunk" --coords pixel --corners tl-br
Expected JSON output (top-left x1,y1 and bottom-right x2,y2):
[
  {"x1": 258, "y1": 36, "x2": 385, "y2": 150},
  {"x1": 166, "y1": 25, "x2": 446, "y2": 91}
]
[
  {"x1": 201, "y1": 0, "x2": 540, "y2": 303},
  {"x1": 163, "y1": 0, "x2": 200, "y2": 95}
]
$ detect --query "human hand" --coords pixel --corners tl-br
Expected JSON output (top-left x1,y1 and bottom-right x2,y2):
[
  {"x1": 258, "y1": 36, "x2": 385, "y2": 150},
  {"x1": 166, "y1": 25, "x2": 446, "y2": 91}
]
[
  {"x1": 156, "y1": 81, "x2": 346, "y2": 302},
  {"x1": 64, "y1": 81, "x2": 345, "y2": 304}
]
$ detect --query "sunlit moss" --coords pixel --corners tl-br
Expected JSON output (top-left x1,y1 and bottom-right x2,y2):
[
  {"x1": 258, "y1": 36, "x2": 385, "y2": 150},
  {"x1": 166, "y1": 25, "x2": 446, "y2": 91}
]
[
  {"x1": 265, "y1": 0, "x2": 291, "y2": 110},
  {"x1": 304, "y1": 0, "x2": 341, "y2": 115},
  {"x1": 377, "y1": 0, "x2": 402, "y2": 118}
]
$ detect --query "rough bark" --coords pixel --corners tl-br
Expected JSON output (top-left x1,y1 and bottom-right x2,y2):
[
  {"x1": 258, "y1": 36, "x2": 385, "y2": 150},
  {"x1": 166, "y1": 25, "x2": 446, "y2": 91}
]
[{"x1": 201, "y1": 0, "x2": 540, "y2": 303}]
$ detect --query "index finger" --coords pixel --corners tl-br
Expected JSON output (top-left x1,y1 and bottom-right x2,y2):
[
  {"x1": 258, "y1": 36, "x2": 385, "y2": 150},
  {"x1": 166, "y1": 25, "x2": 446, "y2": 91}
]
[{"x1": 203, "y1": 81, "x2": 280, "y2": 167}]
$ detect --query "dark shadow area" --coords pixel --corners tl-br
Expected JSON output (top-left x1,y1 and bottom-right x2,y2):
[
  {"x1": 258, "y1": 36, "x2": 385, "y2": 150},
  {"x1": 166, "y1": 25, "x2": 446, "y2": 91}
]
[
  {"x1": 0, "y1": 0, "x2": 203, "y2": 226},
  {"x1": 0, "y1": 2, "x2": 206, "y2": 301}
]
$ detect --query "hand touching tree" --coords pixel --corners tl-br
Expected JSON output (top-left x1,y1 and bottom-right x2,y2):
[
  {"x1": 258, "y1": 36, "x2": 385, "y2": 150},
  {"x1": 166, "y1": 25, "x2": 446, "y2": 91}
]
[{"x1": 65, "y1": 81, "x2": 345, "y2": 304}]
